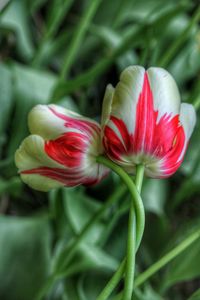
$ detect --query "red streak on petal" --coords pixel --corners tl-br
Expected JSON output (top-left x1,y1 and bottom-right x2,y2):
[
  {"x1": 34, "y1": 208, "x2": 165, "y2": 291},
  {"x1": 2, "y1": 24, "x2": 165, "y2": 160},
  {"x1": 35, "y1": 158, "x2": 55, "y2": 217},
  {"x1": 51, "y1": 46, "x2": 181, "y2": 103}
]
[
  {"x1": 45, "y1": 132, "x2": 88, "y2": 168},
  {"x1": 21, "y1": 166, "x2": 100, "y2": 186},
  {"x1": 133, "y1": 73, "x2": 156, "y2": 153},
  {"x1": 110, "y1": 116, "x2": 132, "y2": 151},
  {"x1": 161, "y1": 125, "x2": 185, "y2": 177},
  {"x1": 104, "y1": 72, "x2": 186, "y2": 176},
  {"x1": 103, "y1": 126, "x2": 126, "y2": 160},
  {"x1": 49, "y1": 106, "x2": 100, "y2": 135}
]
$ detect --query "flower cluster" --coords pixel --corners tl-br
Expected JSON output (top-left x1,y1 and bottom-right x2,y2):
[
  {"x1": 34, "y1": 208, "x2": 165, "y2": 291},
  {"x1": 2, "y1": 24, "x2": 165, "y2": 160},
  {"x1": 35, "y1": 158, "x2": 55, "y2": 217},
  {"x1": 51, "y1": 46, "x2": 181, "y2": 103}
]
[{"x1": 15, "y1": 66, "x2": 196, "y2": 191}]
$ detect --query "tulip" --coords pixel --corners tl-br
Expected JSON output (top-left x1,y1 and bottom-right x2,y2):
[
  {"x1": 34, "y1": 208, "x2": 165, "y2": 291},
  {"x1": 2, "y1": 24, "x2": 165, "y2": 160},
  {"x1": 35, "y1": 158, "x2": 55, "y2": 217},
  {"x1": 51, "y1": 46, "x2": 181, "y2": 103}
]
[
  {"x1": 15, "y1": 105, "x2": 108, "y2": 191},
  {"x1": 102, "y1": 66, "x2": 196, "y2": 178}
]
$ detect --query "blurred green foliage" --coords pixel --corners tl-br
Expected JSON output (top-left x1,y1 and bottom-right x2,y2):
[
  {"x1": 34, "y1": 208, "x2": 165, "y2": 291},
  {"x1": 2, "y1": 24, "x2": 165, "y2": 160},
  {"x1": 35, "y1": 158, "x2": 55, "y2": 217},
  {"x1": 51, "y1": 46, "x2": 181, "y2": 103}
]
[{"x1": 0, "y1": 0, "x2": 200, "y2": 299}]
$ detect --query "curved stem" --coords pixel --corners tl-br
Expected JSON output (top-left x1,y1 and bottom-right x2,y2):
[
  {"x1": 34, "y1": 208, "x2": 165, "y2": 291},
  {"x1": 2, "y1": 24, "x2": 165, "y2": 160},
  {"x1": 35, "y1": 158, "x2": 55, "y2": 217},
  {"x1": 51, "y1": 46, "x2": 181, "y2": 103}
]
[
  {"x1": 96, "y1": 157, "x2": 145, "y2": 300},
  {"x1": 96, "y1": 156, "x2": 145, "y2": 249},
  {"x1": 123, "y1": 165, "x2": 144, "y2": 300}
]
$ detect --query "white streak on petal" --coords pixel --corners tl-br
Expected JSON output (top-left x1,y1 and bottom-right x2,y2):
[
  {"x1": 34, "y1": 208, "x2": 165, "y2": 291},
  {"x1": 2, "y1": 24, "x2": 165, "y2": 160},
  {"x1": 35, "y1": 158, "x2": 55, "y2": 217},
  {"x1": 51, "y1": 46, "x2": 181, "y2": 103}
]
[
  {"x1": 111, "y1": 66, "x2": 145, "y2": 134},
  {"x1": 28, "y1": 105, "x2": 67, "y2": 139},
  {"x1": 147, "y1": 67, "x2": 181, "y2": 122},
  {"x1": 20, "y1": 174, "x2": 64, "y2": 192},
  {"x1": 178, "y1": 103, "x2": 196, "y2": 161},
  {"x1": 109, "y1": 120, "x2": 126, "y2": 147},
  {"x1": 15, "y1": 135, "x2": 65, "y2": 172}
]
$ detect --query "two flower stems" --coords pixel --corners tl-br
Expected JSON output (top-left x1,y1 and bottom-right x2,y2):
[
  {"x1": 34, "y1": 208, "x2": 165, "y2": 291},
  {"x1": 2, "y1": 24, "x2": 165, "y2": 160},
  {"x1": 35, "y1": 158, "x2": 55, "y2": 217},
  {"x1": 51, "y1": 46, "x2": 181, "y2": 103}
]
[
  {"x1": 37, "y1": 156, "x2": 200, "y2": 300},
  {"x1": 96, "y1": 157, "x2": 145, "y2": 300},
  {"x1": 123, "y1": 164, "x2": 144, "y2": 300}
]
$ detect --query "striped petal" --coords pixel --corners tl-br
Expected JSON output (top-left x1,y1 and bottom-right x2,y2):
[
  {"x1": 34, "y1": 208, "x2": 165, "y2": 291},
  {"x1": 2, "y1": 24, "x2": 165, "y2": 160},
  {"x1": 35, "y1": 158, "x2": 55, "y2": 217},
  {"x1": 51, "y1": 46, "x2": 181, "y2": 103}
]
[
  {"x1": 15, "y1": 135, "x2": 66, "y2": 191},
  {"x1": 109, "y1": 65, "x2": 145, "y2": 134},
  {"x1": 103, "y1": 65, "x2": 196, "y2": 178},
  {"x1": 15, "y1": 105, "x2": 109, "y2": 191},
  {"x1": 28, "y1": 104, "x2": 100, "y2": 140}
]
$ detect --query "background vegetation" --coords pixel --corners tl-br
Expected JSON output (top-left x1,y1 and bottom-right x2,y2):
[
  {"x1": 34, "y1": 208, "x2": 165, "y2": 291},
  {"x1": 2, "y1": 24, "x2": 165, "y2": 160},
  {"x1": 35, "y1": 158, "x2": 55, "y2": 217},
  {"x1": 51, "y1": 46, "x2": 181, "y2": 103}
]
[{"x1": 0, "y1": 0, "x2": 200, "y2": 299}]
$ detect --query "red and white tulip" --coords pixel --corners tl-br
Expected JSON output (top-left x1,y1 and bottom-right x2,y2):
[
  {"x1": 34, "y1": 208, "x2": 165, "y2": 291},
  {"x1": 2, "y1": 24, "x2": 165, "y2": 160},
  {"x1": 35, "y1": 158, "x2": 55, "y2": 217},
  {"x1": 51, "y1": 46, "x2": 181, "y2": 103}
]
[
  {"x1": 15, "y1": 105, "x2": 108, "y2": 191},
  {"x1": 102, "y1": 66, "x2": 196, "y2": 178}
]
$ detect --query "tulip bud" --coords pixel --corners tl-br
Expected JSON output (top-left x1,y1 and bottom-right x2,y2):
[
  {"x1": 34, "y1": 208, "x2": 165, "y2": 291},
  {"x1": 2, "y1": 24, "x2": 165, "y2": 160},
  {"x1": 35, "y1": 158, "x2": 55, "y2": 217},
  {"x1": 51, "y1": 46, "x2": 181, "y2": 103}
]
[{"x1": 15, "y1": 105, "x2": 109, "y2": 191}]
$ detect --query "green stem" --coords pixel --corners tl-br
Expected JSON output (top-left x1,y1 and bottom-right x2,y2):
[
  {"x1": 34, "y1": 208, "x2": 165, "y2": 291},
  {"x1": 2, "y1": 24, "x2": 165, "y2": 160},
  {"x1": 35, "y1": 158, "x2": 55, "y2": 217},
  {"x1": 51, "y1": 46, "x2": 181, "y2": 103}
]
[
  {"x1": 123, "y1": 165, "x2": 144, "y2": 300},
  {"x1": 113, "y1": 228, "x2": 200, "y2": 300},
  {"x1": 97, "y1": 260, "x2": 126, "y2": 300},
  {"x1": 96, "y1": 157, "x2": 145, "y2": 300},
  {"x1": 96, "y1": 156, "x2": 145, "y2": 249},
  {"x1": 123, "y1": 197, "x2": 136, "y2": 300},
  {"x1": 59, "y1": 0, "x2": 102, "y2": 81},
  {"x1": 134, "y1": 228, "x2": 200, "y2": 287},
  {"x1": 135, "y1": 165, "x2": 145, "y2": 194},
  {"x1": 36, "y1": 184, "x2": 126, "y2": 300}
]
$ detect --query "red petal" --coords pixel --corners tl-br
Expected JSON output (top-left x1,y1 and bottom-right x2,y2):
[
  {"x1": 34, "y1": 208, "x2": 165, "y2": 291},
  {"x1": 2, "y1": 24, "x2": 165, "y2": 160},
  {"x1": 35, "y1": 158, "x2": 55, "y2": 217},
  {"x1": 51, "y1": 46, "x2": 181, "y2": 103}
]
[{"x1": 45, "y1": 132, "x2": 88, "y2": 168}]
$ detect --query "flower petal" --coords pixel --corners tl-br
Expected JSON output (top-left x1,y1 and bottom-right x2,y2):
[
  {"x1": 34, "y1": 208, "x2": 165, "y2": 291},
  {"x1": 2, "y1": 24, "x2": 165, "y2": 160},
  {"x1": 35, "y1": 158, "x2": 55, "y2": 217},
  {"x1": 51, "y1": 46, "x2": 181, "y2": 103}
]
[
  {"x1": 103, "y1": 65, "x2": 196, "y2": 179},
  {"x1": 147, "y1": 67, "x2": 181, "y2": 122},
  {"x1": 178, "y1": 103, "x2": 196, "y2": 161},
  {"x1": 158, "y1": 103, "x2": 196, "y2": 178},
  {"x1": 15, "y1": 131, "x2": 109, "y2": 191},
  {"x1": 101, "y1": 84, "x2": 115, "y2": 129},
  {"x1": 15, "y1": 135, "x2": 66, "y2": 191},
  {"x1": 110, "y1": 65, "x2": 145, "y2": 134},
  {"x1": 28, "y1": 104, "x2": 100, "y2": 140}
]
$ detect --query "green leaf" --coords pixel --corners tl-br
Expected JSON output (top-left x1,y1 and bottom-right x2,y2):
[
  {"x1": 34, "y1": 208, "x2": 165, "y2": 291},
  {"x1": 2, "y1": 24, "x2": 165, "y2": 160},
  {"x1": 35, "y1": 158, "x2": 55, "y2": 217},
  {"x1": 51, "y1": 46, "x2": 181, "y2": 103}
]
[
  {"x1": 181, "y1": 118, "x2": 200, "y2": 178},
  {"x1": 161, "y1": 221, "x2": 200, "y2": 292},
  {"x1": 0, "y1": 64, "x2": 12, "y2": 157},
  {"x1": 0, "y1": 63, "x2": 12, "y2": 157},
  {"x1": 63, "y1": 188, "x2": 104, "y2": 243},
  {"x1": 0, "y1": 176, "x2": 22, "y2": 197},
  {"x1": 62, "y1": 278, "x2": 80, "y2": 300},
  {"x1": 62, "y1": 243, "x2": 119, "y2": 278},
  {"x1": 78, "y1": 272, "x2": 110, "y2": 300},
  {"x1": 7, "y1": 63, "x2": 56, "y2": 157},
  {"x1": 0, "y1": 63, "x2": 12, "y2": 130},
  {"x1": 0, "y1": 215, "x2": 51, "y2": 300},
  {"x1": 142, "y1": 179, "x2": 168, "y2": 216},
  {"x1": 188, "y1": 288, "x2": 200, "y2": 300},
  {"x1": 133, "y1": 285, "x2": 164, "y2": 300},
  {"x1": 0, "y1": 0, "x2": 34, "y2": 60}
]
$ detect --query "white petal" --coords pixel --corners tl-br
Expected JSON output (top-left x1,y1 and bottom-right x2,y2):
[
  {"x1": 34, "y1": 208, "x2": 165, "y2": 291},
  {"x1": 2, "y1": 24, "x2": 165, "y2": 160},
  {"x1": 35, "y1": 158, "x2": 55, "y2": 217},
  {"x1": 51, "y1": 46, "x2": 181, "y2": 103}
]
[
  {"x1": 179, "y1": 103, "x2": 196, "y2": 161},
  {"x1": 15, "y1": 135, "x2": 64, "y2": 171},
  {"x1": 101, "y1": 84, "x2": 115, "y2": 128},
  {"x1": 147, "y1": 67, "x2": 181, "y2": 121},
  {"x1": 111, "y1": 65, "x2": 145, "y2": 133}
]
